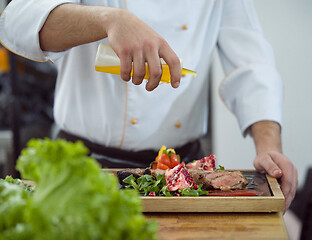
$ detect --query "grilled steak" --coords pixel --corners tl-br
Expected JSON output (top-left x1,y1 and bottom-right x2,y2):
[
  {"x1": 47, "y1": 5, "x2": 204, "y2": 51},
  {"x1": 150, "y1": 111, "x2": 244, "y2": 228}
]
[
  {"x1": 188, "y1": 169, "x2": 248, "y2": 190},
  {"x1": 210, "y1": 171, "x2": 248, "y2": 190}
]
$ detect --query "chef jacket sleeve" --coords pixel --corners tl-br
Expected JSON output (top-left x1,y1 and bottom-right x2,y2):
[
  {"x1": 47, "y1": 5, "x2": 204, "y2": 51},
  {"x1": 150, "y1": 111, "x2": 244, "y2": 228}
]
[
  {"x1": 217, "y1": 0, "x2": 283, "y2": 137},
  {"x1": 0, "y1": 0, "x2": 80, "y2": 62}
]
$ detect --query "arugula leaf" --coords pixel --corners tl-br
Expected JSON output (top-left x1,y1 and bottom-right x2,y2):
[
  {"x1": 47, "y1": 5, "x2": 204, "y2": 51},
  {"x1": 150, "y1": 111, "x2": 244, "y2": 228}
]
[
  {"x1": 177, "y1": 184, "x2": 208, "y2": 196},
  {"x1": 137, "y1": 175, "x2": 154, "y2": 186},
  {"x1": 194, "y1": 184, "x2": 209, "y2": 196},
  {"x1": 155, "y1": 174, "x2": 166, "y2": 186},
  {"x1": 214, "y1": 165, "x2": 225, "y2": 171},
  {"x1": 178, "y1": 188, "x2": 199, "y2": 196},
  {"x1": 124, "y1": 174, "x2": 167, "y2": 196},
  {"x1": 122, "y1": 174, "x2": 209, "y2": 197},
  {"x1": 160, "y1": 185, "x2": 173, "y2": 197},
  {"x1": 123, "y1": 174, "x2": 139, "y2": 191}
]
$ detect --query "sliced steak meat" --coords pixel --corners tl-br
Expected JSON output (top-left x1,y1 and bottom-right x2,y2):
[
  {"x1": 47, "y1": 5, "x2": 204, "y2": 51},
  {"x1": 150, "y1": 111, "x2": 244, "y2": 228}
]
[
  {"x1": 187, "y1": 169, "x2": 214, "y2": 189},
  {"x1": 210, "y1": 171, "x2": 248, "y2": 191},
  {"x1": 186, "y1": 169, "x2": 248, "y2": 190}
]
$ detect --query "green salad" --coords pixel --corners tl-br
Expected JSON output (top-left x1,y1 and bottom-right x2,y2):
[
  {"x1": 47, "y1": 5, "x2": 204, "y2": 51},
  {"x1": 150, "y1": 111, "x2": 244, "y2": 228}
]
[
  {"x1": 122, "y1": 174, "x2": 208, "y2": 197},
  {"x1": 0, "y1": 138, "x2": 157, "y2": 240}
]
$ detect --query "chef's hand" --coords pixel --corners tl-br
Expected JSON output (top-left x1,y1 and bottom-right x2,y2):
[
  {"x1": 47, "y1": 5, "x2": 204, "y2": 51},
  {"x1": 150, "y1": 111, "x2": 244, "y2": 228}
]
[
  {"x1": 253, "y1": 151, "x2": 298, "y2": 213},
  {"x1": 106, "y1": 9, "x2": 181, "y2": 91},
  {"x1": 251, "y1": 121, "x2": 298, "y2": 213},
  {"x1": 39, "y1": 4, "x2": 181, "y2": 91}
]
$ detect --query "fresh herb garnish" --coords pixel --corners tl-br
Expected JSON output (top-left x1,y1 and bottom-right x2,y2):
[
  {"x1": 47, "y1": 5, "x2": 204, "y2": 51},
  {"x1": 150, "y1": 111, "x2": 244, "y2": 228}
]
[
  {"x1": 177, "y1": 184, "x2": 208, "y2": 196},
  {"x1": 214, "y1": 165, "x2": 225, "y2": 171},
  {"x1": 123, "y1": 174, "x2": 208, "y2": 196},
  {"x1": 123, "y1": 174, "x2": 166, "y2": 196}
]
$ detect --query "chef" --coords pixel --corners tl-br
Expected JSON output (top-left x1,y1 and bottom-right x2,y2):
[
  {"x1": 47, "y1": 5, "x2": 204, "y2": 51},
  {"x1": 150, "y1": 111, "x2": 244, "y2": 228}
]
[{"x1": 0, "y1": 0, "x2": 297, "y2": 211}]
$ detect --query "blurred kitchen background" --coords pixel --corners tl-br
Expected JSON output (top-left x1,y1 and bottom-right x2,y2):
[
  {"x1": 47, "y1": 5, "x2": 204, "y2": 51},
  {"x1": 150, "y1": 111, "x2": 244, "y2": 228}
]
[
  {"x1": 0, "y1": 1, "x2": 57, "y2": 177},
  {"x1": 0, "y1": 0, "x2": 311, "y2": 238}
]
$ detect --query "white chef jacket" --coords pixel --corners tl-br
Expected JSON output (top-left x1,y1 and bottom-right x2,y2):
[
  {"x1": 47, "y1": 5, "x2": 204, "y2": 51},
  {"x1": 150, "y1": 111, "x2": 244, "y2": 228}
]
[{"x1": 0, "y1": 0, "x2": 283, "y2": 151}]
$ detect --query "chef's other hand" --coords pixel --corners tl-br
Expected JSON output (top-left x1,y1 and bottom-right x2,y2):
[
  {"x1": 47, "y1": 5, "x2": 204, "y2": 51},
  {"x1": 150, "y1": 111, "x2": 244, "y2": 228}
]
[
  {"x1": 106, "y1": 9, "x2": 181, "y2": 91},
  {"x1": 253, "y1": 151, "x2": 298, "y2": 213}
]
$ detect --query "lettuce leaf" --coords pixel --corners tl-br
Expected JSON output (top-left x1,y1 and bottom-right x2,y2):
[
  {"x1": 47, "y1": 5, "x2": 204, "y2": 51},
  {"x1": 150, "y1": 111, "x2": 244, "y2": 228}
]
[{"x1": 0, "y1": 138, "x2": 157, "y2": 240}]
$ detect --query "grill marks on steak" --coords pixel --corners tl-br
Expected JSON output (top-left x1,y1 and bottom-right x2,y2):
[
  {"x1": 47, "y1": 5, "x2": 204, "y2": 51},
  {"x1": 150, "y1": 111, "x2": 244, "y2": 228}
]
[{"x1": 117, "y1": 167, "x2": 248, "y2": 191}]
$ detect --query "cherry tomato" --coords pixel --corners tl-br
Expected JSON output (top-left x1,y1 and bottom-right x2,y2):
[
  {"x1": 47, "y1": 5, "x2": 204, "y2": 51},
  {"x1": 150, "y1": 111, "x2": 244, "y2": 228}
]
[
  {"x1": 170, "y1": 153, "x2": 180, "y2": 168},
  {"x1": 156, "y1": 162, "x2": 170, "y2": 170},
  {"x1": 158, "y1": 153, "x2": 171, "y2": 168}
]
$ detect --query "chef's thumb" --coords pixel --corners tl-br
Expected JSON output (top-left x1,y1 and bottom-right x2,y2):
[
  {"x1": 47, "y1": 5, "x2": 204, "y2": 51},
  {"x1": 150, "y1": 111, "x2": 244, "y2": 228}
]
[
  {"x1": 268, "y1": 163, "x2": 282, "y2": 178},
  {"x1": 272, "y1": 168, "x2": 282, "y2": 178}
]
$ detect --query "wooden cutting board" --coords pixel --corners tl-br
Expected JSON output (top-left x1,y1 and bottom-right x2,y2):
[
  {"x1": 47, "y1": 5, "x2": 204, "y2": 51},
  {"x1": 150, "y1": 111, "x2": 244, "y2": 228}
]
[
  {"x1": 105, "y1": 169, "x2": 285, "y2": 213},
  {"x1": 144, "y1": 212, "x2": 288, "y2": 239}
]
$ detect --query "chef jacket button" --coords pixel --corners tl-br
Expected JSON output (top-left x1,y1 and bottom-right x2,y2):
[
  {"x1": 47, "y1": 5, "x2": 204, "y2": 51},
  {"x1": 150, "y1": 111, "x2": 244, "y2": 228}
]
[
  {"x1": 131, "y1": 118, "x2": 137, "y2": 125},
  {"x1": 175, "y1": 121, "x2": 181, "y2": 128},
  {"x1": 182, "y1": 24, "x2": 188, "y2": 30}
]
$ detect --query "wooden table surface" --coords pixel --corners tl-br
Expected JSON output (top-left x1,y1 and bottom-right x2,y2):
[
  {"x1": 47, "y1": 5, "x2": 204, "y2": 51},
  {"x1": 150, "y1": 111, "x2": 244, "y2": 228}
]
[{"x1": 145, "y1": 212, "x2": 288, "y2": 240}]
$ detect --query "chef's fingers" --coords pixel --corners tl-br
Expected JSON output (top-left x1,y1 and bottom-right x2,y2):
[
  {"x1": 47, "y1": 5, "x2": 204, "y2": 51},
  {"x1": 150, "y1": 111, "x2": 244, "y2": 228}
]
[
  {"x1": 254, "y1": 152, "x2": 298, "y2": 213},
  {"x1": 145, "y1": 46, "x2": 162, "y2": 91},
  {"x1": 132, "y1": 51, "x2": 145, "y2": 85},
  {"x1": 290, "y1": 166, "x2": 298, "y2": 205},
  {"x1": 279, "y1": 169, "x2": 292, "y2": 211},
  {"x1": 281, "y1": 177, "x2": 292, "y2": 212},
  {"x1": 281, "y1": 164, "x2": 298, "y2": 212},
  {"x1": 119, "y1": 49, "x2": 133, "y2": 82},
  {"x1": 254, "y1": 153, "x2": 282, "y2": 178},
  {"x1": 287, "y1": 166, "x2": 298, "y2": 210},
  {"x1": 159, "y1": 41, "x2": 181, "y2": 88},
  {"x1": 270, "y1": 153, "x2": 297, "y2": 212}
]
